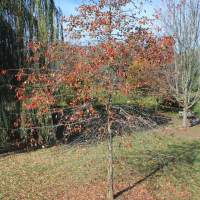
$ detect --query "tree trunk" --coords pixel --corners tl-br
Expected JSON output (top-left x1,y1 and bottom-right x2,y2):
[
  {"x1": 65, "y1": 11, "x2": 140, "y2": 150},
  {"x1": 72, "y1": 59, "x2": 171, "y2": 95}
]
[
  {"x1": 182, "y1": 107, "x2": 188, "y2": 128},
  {"x1": 107, "y1": 103, "x2": 113, "y2": 200}
]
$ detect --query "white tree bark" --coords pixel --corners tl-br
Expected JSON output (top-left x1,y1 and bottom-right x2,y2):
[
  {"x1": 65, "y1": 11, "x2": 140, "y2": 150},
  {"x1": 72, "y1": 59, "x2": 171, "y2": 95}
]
[{"x1": 182, "y1": 107, "x2": 188, "y2": 128}]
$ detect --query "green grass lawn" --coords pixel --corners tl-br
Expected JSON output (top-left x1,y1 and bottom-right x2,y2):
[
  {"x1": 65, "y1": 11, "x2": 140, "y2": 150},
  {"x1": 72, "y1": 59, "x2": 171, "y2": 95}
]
[{"x1": 0, "y1": 131, "x2": 200, "y2": 199}]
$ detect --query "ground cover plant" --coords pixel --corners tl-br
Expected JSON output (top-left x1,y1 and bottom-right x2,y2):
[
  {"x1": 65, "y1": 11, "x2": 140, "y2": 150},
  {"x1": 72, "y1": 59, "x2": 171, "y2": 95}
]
[{"x1": 1, "y1": 127, "x2": 200, "y2": 200}]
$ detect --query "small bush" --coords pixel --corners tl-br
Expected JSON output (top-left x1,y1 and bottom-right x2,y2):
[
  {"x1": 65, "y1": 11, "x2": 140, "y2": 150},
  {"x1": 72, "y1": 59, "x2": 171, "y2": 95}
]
[
  {"x1": 134, "y1": 96, "x2": 158, "y2": 110},
  {"x1": 112, "y1": 92, "x2": 159, "y2": 111},
  {"x1": 112, "y1": 92, "x2": 134, "y2": 105},
  {"x1": 192, "y1": 101, "x2": 200, "y2": 117}
]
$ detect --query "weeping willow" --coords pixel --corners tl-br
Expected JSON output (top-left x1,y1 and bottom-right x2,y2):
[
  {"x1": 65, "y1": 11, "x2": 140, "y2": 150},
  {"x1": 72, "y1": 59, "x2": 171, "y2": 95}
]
[{"x1": 0, "y1": 0, "x2": 63, "y2": 147}]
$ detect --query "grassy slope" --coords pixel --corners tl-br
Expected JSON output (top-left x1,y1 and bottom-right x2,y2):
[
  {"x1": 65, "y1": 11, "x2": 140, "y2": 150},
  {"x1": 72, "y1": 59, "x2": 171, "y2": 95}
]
[{"x1": 0, "y1": 130, "x2": 200, "y2": 200}]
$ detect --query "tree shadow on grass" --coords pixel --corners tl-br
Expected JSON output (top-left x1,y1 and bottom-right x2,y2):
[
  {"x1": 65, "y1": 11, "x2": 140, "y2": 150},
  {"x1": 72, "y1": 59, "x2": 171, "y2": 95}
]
[{"x1": 114, "y1": 140, "x2": 200, "y2": 199}]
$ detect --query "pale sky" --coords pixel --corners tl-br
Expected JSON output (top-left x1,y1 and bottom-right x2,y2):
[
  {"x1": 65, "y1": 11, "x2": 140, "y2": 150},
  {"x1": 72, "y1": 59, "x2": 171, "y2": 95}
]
[
  {"x1": 55, "y1": 0, "x2": 163, "y2": 44},
  {"x1": 55, "y1": 0, "x2": 162, "y2": 17},
  {"x1": 55, "y1": 0, "x2": 81, "y2": 15}
]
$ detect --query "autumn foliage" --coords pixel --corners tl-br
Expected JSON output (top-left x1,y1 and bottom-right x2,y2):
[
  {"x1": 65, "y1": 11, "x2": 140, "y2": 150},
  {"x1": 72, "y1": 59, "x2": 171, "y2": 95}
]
[{"x1": 13, "y1": 0, "x2": 174, "y2": 138}]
